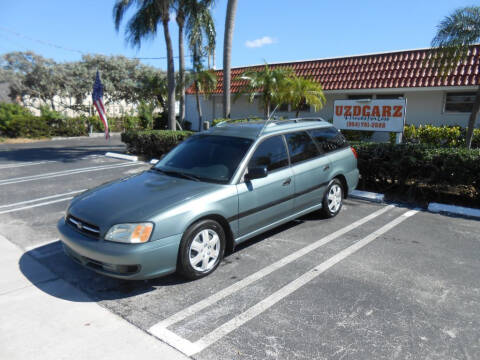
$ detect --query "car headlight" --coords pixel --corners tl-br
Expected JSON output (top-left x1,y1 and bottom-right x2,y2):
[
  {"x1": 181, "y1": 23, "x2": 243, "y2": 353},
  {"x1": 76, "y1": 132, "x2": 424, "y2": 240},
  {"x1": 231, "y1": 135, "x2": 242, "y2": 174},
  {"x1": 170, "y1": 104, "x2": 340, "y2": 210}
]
[{"x1": 105, "y1": 223, "x2": 153, "y2": 244}]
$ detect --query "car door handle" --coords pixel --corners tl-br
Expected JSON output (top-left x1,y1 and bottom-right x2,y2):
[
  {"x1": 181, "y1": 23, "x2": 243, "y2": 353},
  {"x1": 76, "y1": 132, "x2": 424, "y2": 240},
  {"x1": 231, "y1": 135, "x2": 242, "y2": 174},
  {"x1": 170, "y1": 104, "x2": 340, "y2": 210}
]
[
  {"x1": 282, "y1": 177, "x2": 292, "y2": 186},
  {"x1": 323, "y1": 165, "x2": 330, "y2": 171}
]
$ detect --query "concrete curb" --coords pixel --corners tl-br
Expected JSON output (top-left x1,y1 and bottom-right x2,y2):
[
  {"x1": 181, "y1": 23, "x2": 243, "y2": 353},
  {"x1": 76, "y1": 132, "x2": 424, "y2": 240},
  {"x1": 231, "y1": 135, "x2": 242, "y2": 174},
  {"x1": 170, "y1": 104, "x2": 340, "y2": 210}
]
[
  {"x1": 350, "y1": 190, "x2": 480, "y2": 220},
  {"x1": 88, "y1": 132, "x2": 121, "y2": 138},
  {"x1": 51, "y1": 133, "x2": 121, "y2": 141},
  {"x1": 428, "y1": 202, "x2": 480, "y2": 220},
  {"x1": 105, "y1": 152, "x2": 138, "y2": 162}
]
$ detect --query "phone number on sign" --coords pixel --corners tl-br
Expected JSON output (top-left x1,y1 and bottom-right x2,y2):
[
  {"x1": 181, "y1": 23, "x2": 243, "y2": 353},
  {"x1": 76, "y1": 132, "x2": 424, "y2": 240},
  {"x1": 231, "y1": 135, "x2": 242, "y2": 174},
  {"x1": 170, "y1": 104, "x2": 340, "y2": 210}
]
[{"x1": 346, "y1": 121, "x2": 386, "y2": 128}]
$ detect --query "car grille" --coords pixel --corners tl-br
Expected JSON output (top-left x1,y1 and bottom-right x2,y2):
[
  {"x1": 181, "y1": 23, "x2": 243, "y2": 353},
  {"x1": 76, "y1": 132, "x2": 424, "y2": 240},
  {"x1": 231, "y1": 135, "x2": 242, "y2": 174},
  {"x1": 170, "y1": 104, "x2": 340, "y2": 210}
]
[{"x1": 66, "y1": 214, "x2": 100, "y2": 238}]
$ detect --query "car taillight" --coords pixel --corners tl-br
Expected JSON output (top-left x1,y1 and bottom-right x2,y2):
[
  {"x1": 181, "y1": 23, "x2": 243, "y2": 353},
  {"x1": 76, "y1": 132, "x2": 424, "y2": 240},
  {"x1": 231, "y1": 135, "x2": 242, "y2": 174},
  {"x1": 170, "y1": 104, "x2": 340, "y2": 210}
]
[{"x1": 351, "y1": 147, "x2": 358, "y2": 159}]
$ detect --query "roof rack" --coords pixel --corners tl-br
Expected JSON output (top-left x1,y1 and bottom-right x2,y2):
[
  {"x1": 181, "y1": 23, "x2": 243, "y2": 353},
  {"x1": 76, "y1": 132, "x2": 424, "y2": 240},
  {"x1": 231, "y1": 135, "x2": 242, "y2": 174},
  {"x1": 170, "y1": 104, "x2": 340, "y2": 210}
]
[
  {"x1": 214, "y1": 115, "x2": 328, "y2": 138},
  {"x1": 257, "y1": 117, "x2": 327, "y2": 137}
]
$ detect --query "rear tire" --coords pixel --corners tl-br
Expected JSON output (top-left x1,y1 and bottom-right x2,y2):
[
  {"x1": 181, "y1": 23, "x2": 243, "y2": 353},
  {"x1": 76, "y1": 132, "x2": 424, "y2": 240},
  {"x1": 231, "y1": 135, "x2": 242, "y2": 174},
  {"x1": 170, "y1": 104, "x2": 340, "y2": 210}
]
[
  {"x1": 177, "y1": 219, "x2": 226, "y2": 280},
  {"x1": 321, "y1": 179, "x2": 343, "y2": 218}
]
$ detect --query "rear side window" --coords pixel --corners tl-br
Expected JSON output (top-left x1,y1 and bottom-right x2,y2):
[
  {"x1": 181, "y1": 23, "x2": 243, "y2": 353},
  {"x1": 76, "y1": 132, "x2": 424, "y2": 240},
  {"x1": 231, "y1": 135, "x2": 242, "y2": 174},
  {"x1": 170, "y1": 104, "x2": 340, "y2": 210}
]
[
  {"x1": 309, "y1": 127, "x2": 349, "y2": 153},
  {"x1": 284, "y1": 131, "x2": 320, "y2": 164},
  {"x1": 249, "y1": 136, "x2": 289, "y2": 172}
]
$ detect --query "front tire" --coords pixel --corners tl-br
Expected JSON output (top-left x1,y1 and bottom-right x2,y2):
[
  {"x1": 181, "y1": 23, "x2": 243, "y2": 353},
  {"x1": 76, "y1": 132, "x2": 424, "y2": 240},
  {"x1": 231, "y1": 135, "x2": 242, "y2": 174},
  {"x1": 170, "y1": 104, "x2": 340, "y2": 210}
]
[
  {"x1": 321, "y1": 179, "x2": 343, "y2": 218},
  {"x1": 178, "y1": 219, "x2": 226, "y2": 280}
]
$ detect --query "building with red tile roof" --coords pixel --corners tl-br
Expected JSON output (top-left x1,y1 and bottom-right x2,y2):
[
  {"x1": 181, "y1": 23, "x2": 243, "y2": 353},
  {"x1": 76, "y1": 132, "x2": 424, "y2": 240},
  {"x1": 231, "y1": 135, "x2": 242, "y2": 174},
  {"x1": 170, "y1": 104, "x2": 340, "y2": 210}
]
[{"x1": 185, "y1": 47, "x2": 480, "y2": 132}]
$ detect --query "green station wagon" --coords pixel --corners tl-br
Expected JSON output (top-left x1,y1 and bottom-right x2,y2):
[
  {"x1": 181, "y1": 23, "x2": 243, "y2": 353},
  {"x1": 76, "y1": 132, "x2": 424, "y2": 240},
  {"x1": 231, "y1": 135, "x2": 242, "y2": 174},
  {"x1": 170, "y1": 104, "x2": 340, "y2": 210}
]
[{"x1": 57, "y1": 118, "x2": 359, "y2": 280}]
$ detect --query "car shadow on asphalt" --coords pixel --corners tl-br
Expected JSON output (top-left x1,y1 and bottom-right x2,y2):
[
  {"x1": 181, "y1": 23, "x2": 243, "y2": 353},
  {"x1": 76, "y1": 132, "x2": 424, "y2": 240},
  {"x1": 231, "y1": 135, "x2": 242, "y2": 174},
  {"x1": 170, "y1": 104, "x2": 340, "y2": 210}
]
[
  {"x1": 18, "y1": 211, "x2": 324, "y2": 303},
  {"x1": 18, "y1": 241, "x2": 193, "y2": 302},
  {"x1": 0, "y1": 145, "x2": 126, "y2": 163}
]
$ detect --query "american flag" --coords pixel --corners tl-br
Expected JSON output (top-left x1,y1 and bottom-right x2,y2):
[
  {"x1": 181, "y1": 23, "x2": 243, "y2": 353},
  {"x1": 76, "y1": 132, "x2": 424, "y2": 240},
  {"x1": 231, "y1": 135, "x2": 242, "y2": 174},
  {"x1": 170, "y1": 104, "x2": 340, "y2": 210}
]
[{"x1": 92, "y1": 70, "x2": 109, "y2": 139}]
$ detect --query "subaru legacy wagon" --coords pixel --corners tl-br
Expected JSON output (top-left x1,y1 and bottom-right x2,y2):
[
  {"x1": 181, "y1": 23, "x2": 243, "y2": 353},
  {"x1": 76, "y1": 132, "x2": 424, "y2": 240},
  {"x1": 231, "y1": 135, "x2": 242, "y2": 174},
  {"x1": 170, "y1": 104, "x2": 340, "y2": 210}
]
[{"x1": 57, "y1": 118, "x2": 359, "y2": 280}]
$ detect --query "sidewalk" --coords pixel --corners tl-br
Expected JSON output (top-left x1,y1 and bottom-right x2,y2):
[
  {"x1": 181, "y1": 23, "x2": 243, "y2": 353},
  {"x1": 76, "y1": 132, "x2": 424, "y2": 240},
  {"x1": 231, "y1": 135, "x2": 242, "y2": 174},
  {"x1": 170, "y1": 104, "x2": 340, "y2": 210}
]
[{"x1": 0, "y1": 235, "x2": 189, "y2": 360}]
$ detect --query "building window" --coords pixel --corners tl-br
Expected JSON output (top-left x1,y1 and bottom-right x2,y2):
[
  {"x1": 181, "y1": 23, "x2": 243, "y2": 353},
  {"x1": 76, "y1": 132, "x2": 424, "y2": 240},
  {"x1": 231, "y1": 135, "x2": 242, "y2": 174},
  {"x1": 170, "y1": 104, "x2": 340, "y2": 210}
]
[
  {"x1": 270, "y1": 103, "x2": 289, "y2": 113},
  {"x1": 348, "y1": 94, "x2": 373, "y2": 100},
  {"x1": 444, "y1": 92, "x2": 476, "y2": 113},
  {"x1": 376, "y1": 94, "x2": 404, "y2": 99},
  {"x1": 294, "y1": 99, "x2": 310, "y2": 113}
]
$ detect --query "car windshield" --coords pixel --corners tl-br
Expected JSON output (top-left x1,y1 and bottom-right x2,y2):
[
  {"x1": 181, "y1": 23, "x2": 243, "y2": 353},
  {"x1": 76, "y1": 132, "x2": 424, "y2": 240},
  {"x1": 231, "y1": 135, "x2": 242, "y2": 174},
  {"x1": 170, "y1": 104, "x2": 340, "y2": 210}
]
[{"x1": 154, "y1": 135, "x2": 253, "y2": 184}]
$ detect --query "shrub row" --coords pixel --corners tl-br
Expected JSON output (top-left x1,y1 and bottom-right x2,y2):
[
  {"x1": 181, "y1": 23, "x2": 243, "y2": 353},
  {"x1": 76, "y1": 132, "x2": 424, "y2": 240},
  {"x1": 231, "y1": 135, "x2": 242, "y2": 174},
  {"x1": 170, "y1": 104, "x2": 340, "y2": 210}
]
[
  {"x1": 352, "y1": 142, "x2": 480, "y2": 206},
  {"x1": 389, "y1": 124, "x2": 480, "y2": 148},
  {"x1": 121, "y1": 130, "x2": 194, "y2": 158},
  {"x1": 0, "y1": 103, "x2": 145, "y2": 138}
]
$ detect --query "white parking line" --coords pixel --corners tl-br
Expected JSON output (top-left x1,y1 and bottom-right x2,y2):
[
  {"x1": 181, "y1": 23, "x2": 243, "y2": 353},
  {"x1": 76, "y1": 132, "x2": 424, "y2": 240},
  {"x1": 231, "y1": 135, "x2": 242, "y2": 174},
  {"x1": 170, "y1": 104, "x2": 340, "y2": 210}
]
[
  {"x1": 0, "y1": 154, "x2": 103, "y2": 170},
  {"x1": 0, "y1": 190, "x2": 86, "y2": 210},
  {"x1": 0, "y1": 160, "x2": 57, "y2": 169},
  {"x1": 150, "y1": 208, "x2": 418, "y2": 356},
  {"x1": 0, "y1": 197, "x2": 74, "y2": 215},
  {"x1": 0, "y1": 162, "x2": 142, "y2": 186},
  {"x1": 151, "y1": 205, "x2": 394, "y2": 330}
]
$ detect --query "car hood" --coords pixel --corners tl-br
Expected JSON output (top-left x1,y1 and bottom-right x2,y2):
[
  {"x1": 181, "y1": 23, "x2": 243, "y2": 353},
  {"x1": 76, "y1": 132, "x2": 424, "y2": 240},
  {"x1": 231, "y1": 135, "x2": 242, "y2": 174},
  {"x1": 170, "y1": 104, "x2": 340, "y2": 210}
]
[{"x1": 68, "y1": 170, "x2": 221, "y2": 230}]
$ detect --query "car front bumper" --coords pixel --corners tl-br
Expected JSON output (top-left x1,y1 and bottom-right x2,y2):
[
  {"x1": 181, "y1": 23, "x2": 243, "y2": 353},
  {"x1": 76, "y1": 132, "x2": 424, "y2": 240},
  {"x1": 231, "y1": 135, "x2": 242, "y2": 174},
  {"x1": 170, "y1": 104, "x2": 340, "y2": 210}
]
[{"x1": 57, "y1": 219, "x2": 182, "y2": 280}]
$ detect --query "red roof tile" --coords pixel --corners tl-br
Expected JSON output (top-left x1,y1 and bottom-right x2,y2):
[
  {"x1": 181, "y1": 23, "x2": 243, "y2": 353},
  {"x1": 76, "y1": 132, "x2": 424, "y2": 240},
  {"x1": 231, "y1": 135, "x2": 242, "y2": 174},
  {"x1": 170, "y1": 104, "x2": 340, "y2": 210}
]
[{"x1": 186, "y1": 46, "x2": 480, "y2": 95}]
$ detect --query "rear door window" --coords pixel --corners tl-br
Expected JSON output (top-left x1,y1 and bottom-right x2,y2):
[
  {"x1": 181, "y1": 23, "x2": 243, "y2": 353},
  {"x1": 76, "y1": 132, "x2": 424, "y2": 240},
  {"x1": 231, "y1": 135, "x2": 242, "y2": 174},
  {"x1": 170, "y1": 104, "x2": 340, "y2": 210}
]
[
  {"x1": 308, "y1": 127, "x2": 349, "y2": 153},
  {"x1": 284, "y1": 131, "x2": 320, "y2": 165},
  {"x1": 249, "y1": 135, "x2": 289, "y2": 172}
]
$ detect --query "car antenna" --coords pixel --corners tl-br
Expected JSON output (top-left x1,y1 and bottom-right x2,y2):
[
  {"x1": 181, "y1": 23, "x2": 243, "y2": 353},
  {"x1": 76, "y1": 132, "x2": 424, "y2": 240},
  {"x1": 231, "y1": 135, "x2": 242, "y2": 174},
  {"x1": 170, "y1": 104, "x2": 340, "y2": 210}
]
[{"x1": 258, "y1": 104, "x2": 279, "y2": 137}]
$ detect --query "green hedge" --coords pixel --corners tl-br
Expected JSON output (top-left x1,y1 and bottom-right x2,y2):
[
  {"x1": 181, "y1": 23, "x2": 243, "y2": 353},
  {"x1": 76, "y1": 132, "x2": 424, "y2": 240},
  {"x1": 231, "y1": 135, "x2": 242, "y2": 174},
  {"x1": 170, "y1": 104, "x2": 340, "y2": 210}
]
[
  {"x1": 0, "y1": 103, "x2": 146, "y2": 138},
  {"x1": 121, "y1": 130, "x2": 194, "y2": 158},
  {"x1": 390, "y1": 124, "x2": 480, "y2": 148},
  {"x1": 352, "y1": 142, "x2": 480, "y2": 206}
]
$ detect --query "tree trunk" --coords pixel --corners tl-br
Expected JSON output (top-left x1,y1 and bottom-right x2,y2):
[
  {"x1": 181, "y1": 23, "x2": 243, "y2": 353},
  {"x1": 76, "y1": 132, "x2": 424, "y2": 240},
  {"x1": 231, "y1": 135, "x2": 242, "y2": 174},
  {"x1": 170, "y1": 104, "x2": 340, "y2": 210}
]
[
  {"x1": 195, "y1": 81, "x2": 203, "y2": 131},
  {"x1": 177, "y1": 19, "x2": 186, "y2": 125},
  {"x1": 222, "y1": 0, "x2": 238, "y2": 118},
  {"x1": 296, "y1": 108, "x2": 300, "y2": 118},
  {"x1": 465, "y1": 86, "x2": 480, "y2": 149},
  {"x1": 213, "y1": 47, "x2": 216, "y2": 69},
  {"x1": 162, "y1": 17, "x2": 176, "y2": 130},
  {"x1": 265, "y1": 99, "x2": 270, "y2": 118}
]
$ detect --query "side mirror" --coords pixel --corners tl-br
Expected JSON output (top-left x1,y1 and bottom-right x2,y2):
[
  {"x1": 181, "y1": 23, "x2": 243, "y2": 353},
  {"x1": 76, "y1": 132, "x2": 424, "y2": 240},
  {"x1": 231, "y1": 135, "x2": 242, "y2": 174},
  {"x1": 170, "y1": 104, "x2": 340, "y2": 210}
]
[{"x1": 245, "y1": 166, "x2": 268, "y2": 181}]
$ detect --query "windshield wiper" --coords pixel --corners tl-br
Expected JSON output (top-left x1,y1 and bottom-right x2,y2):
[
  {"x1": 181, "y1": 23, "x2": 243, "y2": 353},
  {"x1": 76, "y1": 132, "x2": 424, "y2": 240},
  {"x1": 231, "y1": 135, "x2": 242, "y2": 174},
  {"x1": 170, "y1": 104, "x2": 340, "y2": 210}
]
[
  {"x1": 150, "y1": 167, "x2": 201, "y2": 182},
  {"x1": 173, "y1": 171, "x2": 201, "y2": 182}
]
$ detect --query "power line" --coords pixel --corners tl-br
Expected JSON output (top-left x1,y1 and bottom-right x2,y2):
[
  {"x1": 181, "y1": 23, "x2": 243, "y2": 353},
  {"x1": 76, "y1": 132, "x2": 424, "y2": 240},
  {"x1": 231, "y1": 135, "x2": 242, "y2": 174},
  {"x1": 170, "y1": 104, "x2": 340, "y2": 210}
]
[
  {"x1": 0, "y1": 26, "x2": 84, "y2": 55},
  {"x1": 0, "y1": 26, "x2": 194, "y2": 60}
]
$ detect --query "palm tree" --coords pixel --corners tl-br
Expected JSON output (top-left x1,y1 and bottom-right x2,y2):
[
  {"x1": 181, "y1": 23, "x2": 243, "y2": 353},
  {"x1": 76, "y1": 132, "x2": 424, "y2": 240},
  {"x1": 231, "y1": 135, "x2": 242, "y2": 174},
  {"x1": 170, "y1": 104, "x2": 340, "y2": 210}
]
[
  {"x1": 186, "y1": 1, "x2": 216, "y2": 129},
  {"x1": 113, "y1": 0, "x2": 177, "y2": 130},
  {"x1": 282, "y1": 76, "x2": 326, "y2": 117},
  {"x1": 236, "y1": 64, "x2": 293, "y2": 118},
  {"x1": 175, "y1": 0, "x2": 215, "y2": 126},
  {"x1": 222, "y1": 0, "x2": 238, "y2": 118},
  {"x1": 176, "y1": 1, "x2": 187, "y2": 125},
  {"x1": 431, "y1": 6, "x2": 480, "y2": 149},
  {"x1": 192, "y1": 61, "x2": 217, "y2": 129}
]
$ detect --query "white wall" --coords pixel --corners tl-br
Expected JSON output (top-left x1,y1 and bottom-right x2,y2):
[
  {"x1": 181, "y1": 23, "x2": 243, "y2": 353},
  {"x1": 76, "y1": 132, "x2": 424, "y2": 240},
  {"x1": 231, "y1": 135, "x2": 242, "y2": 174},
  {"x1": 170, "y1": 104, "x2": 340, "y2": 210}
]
[{"x1": 186, "y1": 88, "x2": 480, "y2": 132}]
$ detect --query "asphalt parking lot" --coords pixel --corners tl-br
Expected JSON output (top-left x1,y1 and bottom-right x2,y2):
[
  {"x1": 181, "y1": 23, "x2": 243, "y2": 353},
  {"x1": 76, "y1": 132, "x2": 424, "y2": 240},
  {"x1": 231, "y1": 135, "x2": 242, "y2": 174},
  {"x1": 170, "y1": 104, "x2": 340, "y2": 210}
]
[{"x1": 1, "y1": 136, "x2": 479, "y2": 360}]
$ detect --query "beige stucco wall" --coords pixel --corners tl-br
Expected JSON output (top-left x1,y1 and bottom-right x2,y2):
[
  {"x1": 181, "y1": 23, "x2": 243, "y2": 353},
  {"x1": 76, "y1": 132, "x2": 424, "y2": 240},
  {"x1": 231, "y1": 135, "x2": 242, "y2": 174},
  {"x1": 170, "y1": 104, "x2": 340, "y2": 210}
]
[{"x1": 186, "y1": 88, "x2": 480, "y2": 132}]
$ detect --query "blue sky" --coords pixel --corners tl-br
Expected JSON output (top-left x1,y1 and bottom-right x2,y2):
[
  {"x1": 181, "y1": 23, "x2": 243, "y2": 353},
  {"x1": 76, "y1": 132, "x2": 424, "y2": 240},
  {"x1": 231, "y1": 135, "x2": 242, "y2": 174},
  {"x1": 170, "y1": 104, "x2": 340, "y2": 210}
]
[{"x1": 0, "y1": 0, "x2": 477, "y2": 70}]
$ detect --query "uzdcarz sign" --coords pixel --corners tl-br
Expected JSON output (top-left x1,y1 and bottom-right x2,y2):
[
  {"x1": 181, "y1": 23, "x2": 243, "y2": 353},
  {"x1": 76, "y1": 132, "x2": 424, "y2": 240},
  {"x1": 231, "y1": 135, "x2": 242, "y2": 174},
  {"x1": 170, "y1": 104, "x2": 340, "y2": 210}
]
[{"x1": 333, "y1": 99, "x2": 406, "y2": 132}]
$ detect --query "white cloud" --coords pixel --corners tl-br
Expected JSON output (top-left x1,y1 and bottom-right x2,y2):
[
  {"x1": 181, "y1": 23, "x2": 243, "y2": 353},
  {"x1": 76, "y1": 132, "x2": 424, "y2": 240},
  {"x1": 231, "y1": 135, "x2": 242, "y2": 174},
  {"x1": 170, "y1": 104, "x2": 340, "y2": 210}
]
[{"x1": 245, "y1": 36, "x2": 276, "y2": 48}]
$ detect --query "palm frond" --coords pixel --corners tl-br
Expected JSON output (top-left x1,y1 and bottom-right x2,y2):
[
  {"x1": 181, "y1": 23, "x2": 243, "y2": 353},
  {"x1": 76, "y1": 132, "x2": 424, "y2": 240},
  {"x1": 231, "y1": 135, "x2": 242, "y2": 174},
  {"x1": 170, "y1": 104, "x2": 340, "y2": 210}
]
[{"x1": 430, "y1": 6, "x2": 480, "y2": 75}]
